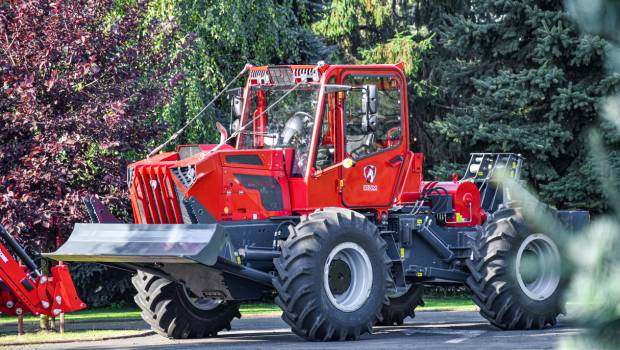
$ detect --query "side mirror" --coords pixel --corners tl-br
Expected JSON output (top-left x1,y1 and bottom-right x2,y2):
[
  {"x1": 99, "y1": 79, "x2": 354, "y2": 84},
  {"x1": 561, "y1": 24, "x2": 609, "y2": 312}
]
[
  {"x1": 227, "y1": 87, "x2": 244, "y2": 117},
  {"x1": 361, "y1": 84, "x2": 378, "y2": 115},
  {"x1": 361, "y1": 85, "x2": 378, "y2": 132},
  {"x1": 233, "y1": 94, "x2": 243, "y2": 117}
]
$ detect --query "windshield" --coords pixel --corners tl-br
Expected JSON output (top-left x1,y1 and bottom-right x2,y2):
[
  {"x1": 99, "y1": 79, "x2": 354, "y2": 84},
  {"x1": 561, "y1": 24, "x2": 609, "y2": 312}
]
[
  {"x1": 238, "y1": 85, "x2": 321, "y2": 176},
  {"x1": 239, "y1": 85, "x2": 320, "y2": 148}
]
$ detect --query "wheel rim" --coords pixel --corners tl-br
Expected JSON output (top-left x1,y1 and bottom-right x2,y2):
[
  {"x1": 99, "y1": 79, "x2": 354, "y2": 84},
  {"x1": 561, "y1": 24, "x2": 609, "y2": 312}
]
[
  {"x1": 323, "y1": 242, "x2": 373, "y2": 312},
  {"x1": 182, "y1": 288, "x2": 223, "y2": 311},
  {"x1": 515, "y1": 233, "x2": 561, "y2": 301}
]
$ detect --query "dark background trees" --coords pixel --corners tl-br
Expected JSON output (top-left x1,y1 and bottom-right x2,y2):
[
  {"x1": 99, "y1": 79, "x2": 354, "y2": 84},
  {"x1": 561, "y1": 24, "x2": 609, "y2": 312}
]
[
  {"x1": 149, "y1": 0, "x2": 335, "y2": 145},
  {"x1": 312, "y1": 0, "x2": 619, "y2": 212},
  {"x1": 0, "y1": 0, "x2": 186, "y2": 305},
  {"x1": 433, "y1": 0, "x2": 620, "y2": 212}
]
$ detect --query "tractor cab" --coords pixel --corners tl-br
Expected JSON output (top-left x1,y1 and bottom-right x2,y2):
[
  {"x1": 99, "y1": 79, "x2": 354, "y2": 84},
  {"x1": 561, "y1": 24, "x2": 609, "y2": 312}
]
[{"x1": 231, "y1": 64, "x2": 414, "y2": 213}]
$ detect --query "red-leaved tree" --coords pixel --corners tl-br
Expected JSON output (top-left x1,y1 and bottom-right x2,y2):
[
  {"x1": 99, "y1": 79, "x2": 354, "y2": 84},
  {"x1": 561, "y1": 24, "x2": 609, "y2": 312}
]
[{"x1": 0, "y1": 0, "x2": 187, "y2": 252}]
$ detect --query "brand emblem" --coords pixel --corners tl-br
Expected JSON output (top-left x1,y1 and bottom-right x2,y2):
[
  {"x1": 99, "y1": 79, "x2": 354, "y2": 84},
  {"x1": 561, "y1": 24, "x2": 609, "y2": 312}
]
[
  {"x1": 150, "y1": 180, "x2": 158, "y2": 190},
  {"x1": 363, "y1": 165, "x2": 377, "y2": 184}
]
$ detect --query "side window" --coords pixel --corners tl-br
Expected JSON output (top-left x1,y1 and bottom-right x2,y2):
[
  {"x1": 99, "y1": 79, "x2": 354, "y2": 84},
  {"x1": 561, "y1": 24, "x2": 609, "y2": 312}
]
[
  {"x1": 314, "y1": 93, "x2": 337, "y2": 170},
  {"x1": 343, "y1": 74, "x2": 402, "y2": 160}
]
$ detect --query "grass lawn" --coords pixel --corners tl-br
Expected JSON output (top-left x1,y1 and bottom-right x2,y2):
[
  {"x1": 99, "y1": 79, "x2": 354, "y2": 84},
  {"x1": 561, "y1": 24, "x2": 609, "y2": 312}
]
[
  {"x1": 0, "y1": 307, "x2": 141, "y2": 325},
  {"x1": 0, "y1": 330, "x2": 144, "y2": 345},
  {"x1": 240, "y1": 296, "x2": 476, "y2": 314},
  {"x1": 420, "y1": 296, "x2": 477, "y2": 311},
  {"x1": 0, "y1": 297, "x2": 476, "y2": 326}
]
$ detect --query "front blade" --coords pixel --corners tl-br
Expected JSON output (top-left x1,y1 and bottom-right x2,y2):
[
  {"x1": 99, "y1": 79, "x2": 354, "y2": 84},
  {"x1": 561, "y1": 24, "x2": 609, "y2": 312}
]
[{"x1": 44, "y1": 223, "x2": 227, "y2": 266}]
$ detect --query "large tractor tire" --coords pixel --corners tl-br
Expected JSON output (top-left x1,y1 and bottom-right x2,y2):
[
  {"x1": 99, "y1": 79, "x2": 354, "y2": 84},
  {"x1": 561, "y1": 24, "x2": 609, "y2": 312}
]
[
  {"x1": 466, "y1": 204, "x2": 565, "y2": 330},
  {"x1": 131, "y1": 271, "x2": 241, "y2": 339},
  {"x1": 377, "y1": 283, "x2": 424, "y2": 326},
  {"x1": 273, "y1": 208, "x2": 393, "y2": 341}
]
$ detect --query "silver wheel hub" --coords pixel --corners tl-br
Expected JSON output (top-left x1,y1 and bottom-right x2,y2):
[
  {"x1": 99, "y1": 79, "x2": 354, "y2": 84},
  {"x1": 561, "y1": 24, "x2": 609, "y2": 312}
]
[
  {"x1": 515, "y1": 233, "x2": 561, "y2": 301},
  {"x1": 183, "y1": 288, "x2": 223, "y2": 311},
  {"x1": 323, "y1": 242, "x2": 373, "y2": 312}
]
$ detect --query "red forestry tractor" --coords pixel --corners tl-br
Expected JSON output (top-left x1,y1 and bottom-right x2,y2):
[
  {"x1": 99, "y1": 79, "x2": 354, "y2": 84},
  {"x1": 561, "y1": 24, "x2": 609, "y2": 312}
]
[{"x1": 48, "y1": 63, "x2": 588, "y2": 341}]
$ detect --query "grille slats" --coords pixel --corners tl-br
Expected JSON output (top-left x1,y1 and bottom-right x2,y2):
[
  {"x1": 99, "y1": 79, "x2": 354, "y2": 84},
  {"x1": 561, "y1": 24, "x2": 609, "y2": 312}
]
[
  {"x1": 140, "y1": 167, "x2": 160, "y2": 223},
  {"x1": 135, "y1": 168, "x2": 153, "y2": 224},
  {"x1": 130, "y1": 164, "x2": 183, "y2": 224},
  {"x1": 155, "y1": 166, "x2": 178, "y2": 223},
  {"x1": 148, "y1": 167, "x2": 167, "y2": 223}
]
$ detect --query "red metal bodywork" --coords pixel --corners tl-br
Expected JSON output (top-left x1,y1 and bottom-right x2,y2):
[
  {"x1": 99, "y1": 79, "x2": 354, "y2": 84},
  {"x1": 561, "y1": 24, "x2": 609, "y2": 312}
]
[
  {"x1": 0, "y1": 234, "x2": 85, "y2": 317},
  {"x1": 128, "y1": 64, "x2": 485, "y2": 227}
]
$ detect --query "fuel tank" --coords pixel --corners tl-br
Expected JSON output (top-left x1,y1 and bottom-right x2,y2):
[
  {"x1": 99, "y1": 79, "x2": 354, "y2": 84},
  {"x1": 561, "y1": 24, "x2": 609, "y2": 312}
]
[
  {"x1": 127, "y1": 144, "x2": 293, "y2": 224},
  {"x1": 422, "y1": 180, "x2": 485, "y2": 227}
]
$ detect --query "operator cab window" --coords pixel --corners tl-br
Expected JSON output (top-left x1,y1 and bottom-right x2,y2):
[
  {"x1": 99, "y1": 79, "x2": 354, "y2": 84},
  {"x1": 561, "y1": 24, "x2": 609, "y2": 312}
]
[
  {"x1": 314, "y1": 78, "x2": 338, "y2": 171},
  {"x1": 314, "y1": 94, "x2": 339, "y2": 171},
  {"x1": 238, "y1": 85, "x2": 320, "y2": 177},
  {"x1": 343, "y1": 75, "x2": 402, "y2": 160}
]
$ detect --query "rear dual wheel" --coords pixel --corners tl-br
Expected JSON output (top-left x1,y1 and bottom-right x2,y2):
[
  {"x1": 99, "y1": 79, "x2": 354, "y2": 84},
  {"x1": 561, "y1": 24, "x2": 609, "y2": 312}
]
[
  {"x1": 131, "y1": 271, "x2": 241, "y2": 339},
  {"x1": 273, "y1": 208, "x2": 393, "y2": 341},
  {"x1": 377, "y1": 283, "x2": 424, "y2": 326},
  {"x1": 467, "y1": 205, "x2": 565, "y2": 330}
]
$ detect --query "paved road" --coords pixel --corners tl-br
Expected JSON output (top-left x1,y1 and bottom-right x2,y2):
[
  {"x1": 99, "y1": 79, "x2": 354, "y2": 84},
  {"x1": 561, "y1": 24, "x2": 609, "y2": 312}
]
[{"x1": 13, "y1": 311, "x2": 581, "y2": 350}]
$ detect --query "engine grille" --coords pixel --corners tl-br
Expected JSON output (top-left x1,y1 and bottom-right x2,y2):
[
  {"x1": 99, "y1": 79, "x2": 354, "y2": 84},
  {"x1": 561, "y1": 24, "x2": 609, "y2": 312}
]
[
  {"x1": 170, "y1": 166, "x2": 196, "y2": 189},
  {"x1": 131, "y1": 164, "x2": 183, "y2": 224}
]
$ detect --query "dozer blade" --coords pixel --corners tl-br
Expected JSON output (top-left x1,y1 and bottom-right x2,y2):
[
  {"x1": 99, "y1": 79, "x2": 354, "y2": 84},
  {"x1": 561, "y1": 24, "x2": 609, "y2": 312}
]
[{"x1": 44, "y1": 223, "x2": 228, "y2": 266}]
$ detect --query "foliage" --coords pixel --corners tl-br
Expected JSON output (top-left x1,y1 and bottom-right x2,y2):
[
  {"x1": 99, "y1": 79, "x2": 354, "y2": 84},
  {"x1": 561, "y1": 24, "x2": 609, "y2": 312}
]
[
  {"x1": 313, "y1": 0, "x2": 434, "y2": 150},
  {"x1": 429, "y1": 0, "x2": 620, "y2": 212},
  {"x1": 0, "y1": 0, "x2": 186, "y2": 305},
  {"x1": 69, "y1": 263, "x2": 134, "y2": 307},
  {"x1": 146, "y1": 0, "x2": 334, "y2": 146},
  {"x1": 0, "y1": 1, "x2": 184, "y2": 248},
  {"x1": 314, "y1": 0, "x2": 432, "y2": 76},
  {"x1": 559, "y1": 1, "x2": 620, "y2": 348},
  {"x1": 563, "y1": 214, "x2": 620, "y2": 349}
]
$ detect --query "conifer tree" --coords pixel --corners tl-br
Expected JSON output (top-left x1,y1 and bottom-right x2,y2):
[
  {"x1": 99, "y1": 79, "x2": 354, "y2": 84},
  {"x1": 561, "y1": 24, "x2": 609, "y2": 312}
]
[{"x1": 432, "y1": 0, "x2": 620, "y2": 211}]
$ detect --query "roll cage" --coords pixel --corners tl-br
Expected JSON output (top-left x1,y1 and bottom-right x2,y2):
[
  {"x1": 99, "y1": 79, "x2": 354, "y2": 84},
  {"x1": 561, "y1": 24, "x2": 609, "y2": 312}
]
[{"x1": 234, "y1": 64, "x2": 410, "y2": 181}]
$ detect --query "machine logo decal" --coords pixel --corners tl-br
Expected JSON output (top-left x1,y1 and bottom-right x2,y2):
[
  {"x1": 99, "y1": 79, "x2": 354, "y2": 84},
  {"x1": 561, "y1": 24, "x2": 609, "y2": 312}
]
[
  {"x1": 150, "y1": 179, "x2": 158, "y2": 190},
  {"x1": 363, "y1": 165, "x2": 377, "y2": 184},
  {"x1": 363, "y1": 165, "x2": 378, "y2": 191}
]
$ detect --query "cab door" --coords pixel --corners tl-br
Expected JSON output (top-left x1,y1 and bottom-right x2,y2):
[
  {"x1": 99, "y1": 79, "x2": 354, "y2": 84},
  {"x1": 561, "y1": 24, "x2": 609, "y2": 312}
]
[
  {"x1": 305, "y1": 82, "x2": 343, "y2": 209},
  {"x1": 340, "y1": 71, "x2": 407, "y2": 208}
]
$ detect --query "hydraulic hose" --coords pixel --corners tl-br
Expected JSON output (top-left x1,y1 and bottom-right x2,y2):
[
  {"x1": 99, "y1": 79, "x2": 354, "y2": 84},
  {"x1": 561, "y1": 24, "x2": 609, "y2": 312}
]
[{"x1": 0, "y1": 225, "x2": 41, "y2": 277}]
